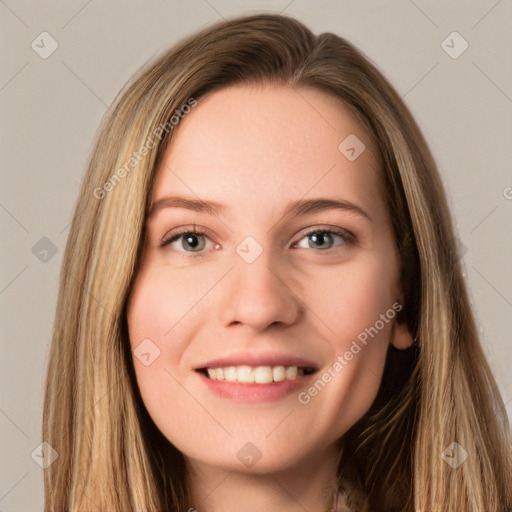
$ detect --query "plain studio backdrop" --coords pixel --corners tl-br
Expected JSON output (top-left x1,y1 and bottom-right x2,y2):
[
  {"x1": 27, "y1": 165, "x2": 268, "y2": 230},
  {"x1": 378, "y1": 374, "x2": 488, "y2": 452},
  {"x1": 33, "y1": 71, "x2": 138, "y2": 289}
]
[{"x1": 1, "y1": 1, "x2": 511, "y2": 509}]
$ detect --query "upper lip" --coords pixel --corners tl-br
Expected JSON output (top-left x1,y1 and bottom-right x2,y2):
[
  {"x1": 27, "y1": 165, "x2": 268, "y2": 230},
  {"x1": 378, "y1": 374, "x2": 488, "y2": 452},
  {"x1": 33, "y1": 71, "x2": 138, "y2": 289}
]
[{"x1": 194, "y1": 351, "x2": 319, "y2": 371}]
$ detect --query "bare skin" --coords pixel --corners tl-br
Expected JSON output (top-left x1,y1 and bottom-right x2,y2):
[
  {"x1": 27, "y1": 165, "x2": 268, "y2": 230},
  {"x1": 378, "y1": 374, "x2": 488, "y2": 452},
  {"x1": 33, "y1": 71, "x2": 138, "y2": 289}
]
[{"x1": 127, "y1": 84, "x2": 412, "y2": 512}]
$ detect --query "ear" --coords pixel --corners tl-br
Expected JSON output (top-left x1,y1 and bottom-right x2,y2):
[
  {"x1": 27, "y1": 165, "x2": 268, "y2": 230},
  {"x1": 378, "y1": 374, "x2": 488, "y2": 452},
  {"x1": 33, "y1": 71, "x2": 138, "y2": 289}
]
[{"x1": 390, "y1": 290, "x2": 414, "y2": 350}]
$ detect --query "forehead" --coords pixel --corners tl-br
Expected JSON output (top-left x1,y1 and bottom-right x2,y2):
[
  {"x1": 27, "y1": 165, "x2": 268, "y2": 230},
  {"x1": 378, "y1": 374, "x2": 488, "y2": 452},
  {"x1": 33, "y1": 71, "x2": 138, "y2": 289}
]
[{"x1": 151, "y1": 84, "x2": 384, "y2": 224}]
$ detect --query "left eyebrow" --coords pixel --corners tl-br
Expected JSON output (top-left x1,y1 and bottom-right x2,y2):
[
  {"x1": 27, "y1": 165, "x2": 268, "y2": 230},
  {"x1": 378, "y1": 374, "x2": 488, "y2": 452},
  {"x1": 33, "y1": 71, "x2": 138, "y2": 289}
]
[
  {"x1": 147, "y1": 195, "x2": 372, "y2": 223},
  {"x1": 282, "y1": 198, "x2": 372, "y2": 223}
]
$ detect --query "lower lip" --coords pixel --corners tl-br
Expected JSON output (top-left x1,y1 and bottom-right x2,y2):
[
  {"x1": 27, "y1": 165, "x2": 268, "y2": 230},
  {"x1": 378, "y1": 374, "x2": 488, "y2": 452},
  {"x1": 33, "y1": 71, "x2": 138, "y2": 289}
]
[{"x1": 196, "y1": 371, "x2": 315, "y2": 402}]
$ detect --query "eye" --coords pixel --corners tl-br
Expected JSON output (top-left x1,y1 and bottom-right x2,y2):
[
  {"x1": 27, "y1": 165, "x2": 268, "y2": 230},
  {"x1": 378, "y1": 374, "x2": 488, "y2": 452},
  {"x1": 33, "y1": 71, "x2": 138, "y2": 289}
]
[
  {"x1": 159, "y1": 225, "x2": 354, "y2": 259},
  {"x1": 293, "y1": 228, "x2": 354, "y2": 251},
  {"x1": 160, "y1": 225, "x2": 214, "y2": 259}
]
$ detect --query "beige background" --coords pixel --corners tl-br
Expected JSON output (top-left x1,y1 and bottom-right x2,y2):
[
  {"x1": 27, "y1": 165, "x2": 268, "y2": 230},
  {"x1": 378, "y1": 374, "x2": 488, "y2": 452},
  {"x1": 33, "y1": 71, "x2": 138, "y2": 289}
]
[{"x1": 1, "y1": 1, "x2": 511, "y2": 509}]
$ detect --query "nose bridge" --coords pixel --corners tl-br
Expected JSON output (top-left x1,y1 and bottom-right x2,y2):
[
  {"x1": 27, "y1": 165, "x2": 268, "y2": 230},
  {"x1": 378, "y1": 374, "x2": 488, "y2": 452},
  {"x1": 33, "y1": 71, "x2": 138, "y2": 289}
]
[{"x1": 219, "y1": 240, "x2": 300, "y2": 329}]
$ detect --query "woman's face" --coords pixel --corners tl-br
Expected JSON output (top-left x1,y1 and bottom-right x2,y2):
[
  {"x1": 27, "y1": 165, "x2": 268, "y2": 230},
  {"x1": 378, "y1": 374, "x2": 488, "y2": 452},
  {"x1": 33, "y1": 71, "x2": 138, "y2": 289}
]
[{"x1": 127, "y1": 84, "x2": 411, "y2": 474}]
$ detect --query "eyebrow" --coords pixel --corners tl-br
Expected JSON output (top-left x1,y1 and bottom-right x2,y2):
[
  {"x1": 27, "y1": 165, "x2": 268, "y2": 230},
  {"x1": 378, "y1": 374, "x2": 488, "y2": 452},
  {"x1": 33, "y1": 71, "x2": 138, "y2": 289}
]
[{"x1": 147, "y1": 195, "x2": 372, "y2": 222}]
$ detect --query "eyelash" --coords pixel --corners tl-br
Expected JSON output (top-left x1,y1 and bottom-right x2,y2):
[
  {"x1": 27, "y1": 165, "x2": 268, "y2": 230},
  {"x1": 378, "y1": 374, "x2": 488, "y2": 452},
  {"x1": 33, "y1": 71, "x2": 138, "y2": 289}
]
[{"x1": 160, "y1": 224, "x2": 355, "y2": 260}]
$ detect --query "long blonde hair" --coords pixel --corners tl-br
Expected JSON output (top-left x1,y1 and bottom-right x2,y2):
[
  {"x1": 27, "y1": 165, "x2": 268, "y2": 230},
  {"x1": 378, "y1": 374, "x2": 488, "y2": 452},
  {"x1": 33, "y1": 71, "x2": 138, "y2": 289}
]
[{"x1": 43, "y1": 13, "x2": 512, "y2": 511}]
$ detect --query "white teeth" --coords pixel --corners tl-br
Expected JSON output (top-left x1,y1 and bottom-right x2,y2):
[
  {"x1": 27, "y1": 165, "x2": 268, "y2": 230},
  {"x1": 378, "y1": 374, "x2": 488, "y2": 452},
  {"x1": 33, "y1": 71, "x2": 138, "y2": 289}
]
[
  {"x1": 273, "y1": 366, "x2": 286, "y2": 382},
  {"x1": 254, "y1": 366, "x2": 273, "y2": 384},
  {"x1": 224, "y1": 366, "x2": 237, "y2": 382},
  {"x1": 237, "y1": 366, "x2": 255, "y2": 383},
  {"x1": 204, "y1": 365, "x2": 309, "y2": 384}
]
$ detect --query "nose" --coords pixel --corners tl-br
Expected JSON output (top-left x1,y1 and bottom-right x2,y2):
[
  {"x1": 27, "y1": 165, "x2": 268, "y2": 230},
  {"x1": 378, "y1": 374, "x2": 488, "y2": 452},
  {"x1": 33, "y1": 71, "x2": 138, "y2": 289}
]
[{"x1": 218, "y1": 248, "x2": 302, "y2": 331}]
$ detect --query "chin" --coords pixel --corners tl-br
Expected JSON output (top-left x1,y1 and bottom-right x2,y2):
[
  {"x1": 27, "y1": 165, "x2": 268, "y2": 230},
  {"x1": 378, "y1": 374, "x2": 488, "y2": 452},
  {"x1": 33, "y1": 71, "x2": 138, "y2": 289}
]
[{"x1": 184, "y1": 435, "x2": 326, "y2": 477}]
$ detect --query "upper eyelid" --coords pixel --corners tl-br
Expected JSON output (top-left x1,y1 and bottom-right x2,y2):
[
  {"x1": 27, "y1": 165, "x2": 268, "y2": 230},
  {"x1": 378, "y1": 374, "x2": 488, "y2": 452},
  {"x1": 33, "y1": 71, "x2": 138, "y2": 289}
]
[
  {"x1": 293, "y1": 227, "x2": 354, "y2": 247},
  {"x1": 160, "y1": 224, "x2": 351, "y2": 238},
  {"x1": 160, "y1": 224, "x2": 212, "y2": 244},
  {"x1": 160, "y1": 225, "x2": 353, "y2": 248}
]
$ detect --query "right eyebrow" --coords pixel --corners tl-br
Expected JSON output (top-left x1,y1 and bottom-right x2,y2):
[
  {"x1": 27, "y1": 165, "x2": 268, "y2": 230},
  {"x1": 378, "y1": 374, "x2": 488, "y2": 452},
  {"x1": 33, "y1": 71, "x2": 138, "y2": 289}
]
[{"x1": 147, "y1": 195, "x2": 227, "y2": 219}]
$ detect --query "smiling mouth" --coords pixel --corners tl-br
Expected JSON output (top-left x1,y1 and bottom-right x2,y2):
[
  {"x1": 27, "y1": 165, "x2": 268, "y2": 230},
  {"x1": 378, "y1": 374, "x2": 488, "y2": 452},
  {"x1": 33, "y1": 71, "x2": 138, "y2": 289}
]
[{"x1": 196, "y1": 365, "x2": 316, "y2": 384}]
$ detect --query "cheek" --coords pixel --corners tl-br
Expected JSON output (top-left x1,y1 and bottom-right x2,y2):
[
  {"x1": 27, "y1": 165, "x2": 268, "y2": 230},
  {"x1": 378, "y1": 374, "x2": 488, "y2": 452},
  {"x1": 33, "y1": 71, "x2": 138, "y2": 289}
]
[
  {"x1": 304, "y1": 253, "x2": 397, "y2": 346},
  {"x1": 127, "y1": 265, "x2": 208, "y2": 349},
  {"x1": 126, "y1": 269, "x2": 195, "y2": 401},
  {"x1": 126, "y1": 271, "x2": 205, "y2": 443},
  {"x1": 295, "y1": 257, "x2": 396, "y2": 440}
]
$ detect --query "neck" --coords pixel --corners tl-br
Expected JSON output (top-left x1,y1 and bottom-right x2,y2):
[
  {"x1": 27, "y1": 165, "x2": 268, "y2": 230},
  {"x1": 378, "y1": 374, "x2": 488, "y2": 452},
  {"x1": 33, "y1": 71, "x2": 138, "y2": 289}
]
[{"x1": 186, "y1": 444, "x2": 341, "y2": 512}]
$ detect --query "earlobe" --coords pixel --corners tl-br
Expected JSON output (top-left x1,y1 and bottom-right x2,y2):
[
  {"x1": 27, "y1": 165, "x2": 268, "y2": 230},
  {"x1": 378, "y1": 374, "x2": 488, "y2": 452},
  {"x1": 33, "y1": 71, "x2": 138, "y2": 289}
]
[
  {"x1": 390, "y1": 318, "x2": 414, "y2": 349},
  {"x1": 391, "y1": 291, "x2": 414, "y2": 349}
]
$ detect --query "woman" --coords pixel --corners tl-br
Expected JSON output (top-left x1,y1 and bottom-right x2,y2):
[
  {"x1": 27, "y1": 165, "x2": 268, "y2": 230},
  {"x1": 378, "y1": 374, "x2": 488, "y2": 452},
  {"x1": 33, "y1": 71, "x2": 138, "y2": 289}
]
[{"x1": 42, "y1": 13, "x2": 512, "y2": 512}]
